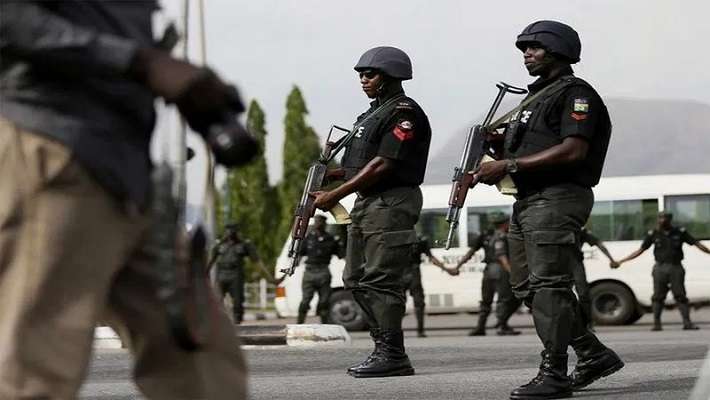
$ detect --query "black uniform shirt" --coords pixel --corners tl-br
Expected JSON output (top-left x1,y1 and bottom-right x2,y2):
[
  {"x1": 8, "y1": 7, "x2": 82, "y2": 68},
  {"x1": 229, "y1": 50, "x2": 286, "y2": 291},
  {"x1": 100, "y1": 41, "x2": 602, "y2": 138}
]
[
  {"x1": 214, "y1": 240, "x2": 256, "y2": 279},
  {"x1": 410, "y1": 237, "x2": 433, "y2": 264},
  {"x1": 342, "y1": 87, "x2": 431, "y2": 194},
  {"x1": 641, "y1": 226, "x2": 697, "y2": 264},
  {"x1": 470, "y1": 230, "x2": 497, "y2": 264},
  {"x1": 506, "y1": 67, "x2": 611, "y2": 192},
  {"x1": 300, "y1": 230, "x2": 342, "y2": 266}
]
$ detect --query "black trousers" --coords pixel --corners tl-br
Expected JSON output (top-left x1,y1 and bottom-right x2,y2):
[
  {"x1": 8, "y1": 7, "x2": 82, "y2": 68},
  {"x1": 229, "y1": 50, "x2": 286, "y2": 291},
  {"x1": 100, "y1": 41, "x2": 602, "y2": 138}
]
[
  {"x1": 508, "y1": 184, "x2": 595, "y2": 354},
  {"x1": 218, "y1": 270, "x2": 245, "y2": 323},
  {"x1": 299, "y1": 267, "x2": 333, "y2": 321},
  {"x1": 343, "y1": 186, "x2": 422, "y2": 331}
]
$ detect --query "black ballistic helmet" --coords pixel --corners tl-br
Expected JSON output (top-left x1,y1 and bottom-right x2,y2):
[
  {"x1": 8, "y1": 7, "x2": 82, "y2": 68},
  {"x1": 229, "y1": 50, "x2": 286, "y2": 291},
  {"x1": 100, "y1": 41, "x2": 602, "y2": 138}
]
[
  {"x1": 490, "y1": 212, "x2": 510, "y2": 225},
  {"x1": 516, "y1": 20, "x2": 581, "y2": 63},
  {"x1": 354, "y1": 46, "x2": 412, "y2": 80}
]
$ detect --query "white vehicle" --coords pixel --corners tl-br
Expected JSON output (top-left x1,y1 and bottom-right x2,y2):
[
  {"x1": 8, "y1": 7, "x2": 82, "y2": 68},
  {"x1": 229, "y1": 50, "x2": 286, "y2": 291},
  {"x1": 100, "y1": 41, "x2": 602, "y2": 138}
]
[{"x1": 275, "y1": 174, "x2": 710, "y2": 330}]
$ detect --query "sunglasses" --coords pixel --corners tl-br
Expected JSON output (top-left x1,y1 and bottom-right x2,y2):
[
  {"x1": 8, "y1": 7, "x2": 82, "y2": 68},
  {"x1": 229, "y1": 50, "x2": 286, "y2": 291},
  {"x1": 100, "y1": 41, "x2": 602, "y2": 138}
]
[{"x1": 358, "y1": 70, "x2": 379, "y2": 79}]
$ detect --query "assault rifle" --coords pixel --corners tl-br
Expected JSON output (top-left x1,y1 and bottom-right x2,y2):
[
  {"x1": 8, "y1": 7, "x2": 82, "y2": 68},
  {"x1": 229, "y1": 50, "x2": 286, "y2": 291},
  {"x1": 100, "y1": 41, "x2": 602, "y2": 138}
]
[
  {"x1": 281, "y1": 125, "x2": 354, "y2": 276},
  {"x1": 444, "y1": 82, "x2": 527, "y2": 250}
]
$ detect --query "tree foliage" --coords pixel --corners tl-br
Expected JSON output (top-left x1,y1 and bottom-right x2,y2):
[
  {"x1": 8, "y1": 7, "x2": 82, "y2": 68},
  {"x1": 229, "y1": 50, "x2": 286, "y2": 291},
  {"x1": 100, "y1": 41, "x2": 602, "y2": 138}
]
[{"x1": 276, "y1": 86, "x2": 322, "y2": 245}]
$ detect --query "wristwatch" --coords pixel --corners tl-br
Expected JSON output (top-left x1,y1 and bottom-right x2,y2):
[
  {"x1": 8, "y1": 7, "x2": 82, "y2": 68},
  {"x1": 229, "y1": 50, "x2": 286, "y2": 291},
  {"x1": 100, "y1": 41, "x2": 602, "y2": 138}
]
[{"x1": 505, "y1": 158, "x2": 519, "y2": 174}]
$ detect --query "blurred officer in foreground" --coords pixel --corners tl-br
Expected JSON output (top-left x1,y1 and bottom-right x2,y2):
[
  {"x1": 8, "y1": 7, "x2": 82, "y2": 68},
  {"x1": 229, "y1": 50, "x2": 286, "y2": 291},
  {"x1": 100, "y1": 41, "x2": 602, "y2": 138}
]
[
  {"x1": 454, "y1": 213, "x2": 522, "y2": 336},
  {"x1": 311, "y1": 46, "x2": 431, "y2": 378},
  {"x1": 297, "y1": 215, "x2": 344, "y2": 324},
  {"x1": 0, "y1": 2, "x2": 255, "y2": 399},
  {"x1": 574, "y1": 227, "x2": 619, "y2": 330},
  {"x1": 617, "y1": 211, "x2": 710, "y2": 331},
  {"x1": 406, "y1": 235, "x2": 449, "y2": 337},
  {"x1": 473, "y1": 21, "x2": 623, "y2": 399},
  {"x1": 209, "y1": 224, "x2": 258, "y2": 324}
]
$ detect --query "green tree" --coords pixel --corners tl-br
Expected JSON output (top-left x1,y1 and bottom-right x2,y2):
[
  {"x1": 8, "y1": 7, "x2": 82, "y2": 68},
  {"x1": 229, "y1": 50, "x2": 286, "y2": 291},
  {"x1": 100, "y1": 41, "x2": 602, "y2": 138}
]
[
  {"x1": 277, "y1": 86, "x2": 322, "y2": 247},
  {"x1": 222, "y1": 100, "x2": 281, "y2": 280}
]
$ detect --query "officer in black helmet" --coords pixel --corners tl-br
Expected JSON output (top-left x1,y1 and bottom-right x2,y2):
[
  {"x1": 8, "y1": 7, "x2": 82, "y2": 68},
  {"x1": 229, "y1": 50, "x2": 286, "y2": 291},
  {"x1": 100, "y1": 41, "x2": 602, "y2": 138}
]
[
  {"x1": 311, "y1": 46, "x2": 431, "y2": 378},
  {"x1": 472, "y1": 21, "x2": 623, "y2": 399},
  {"x1": 617, "y1": 211, "x2": 710, "y2": 330}
]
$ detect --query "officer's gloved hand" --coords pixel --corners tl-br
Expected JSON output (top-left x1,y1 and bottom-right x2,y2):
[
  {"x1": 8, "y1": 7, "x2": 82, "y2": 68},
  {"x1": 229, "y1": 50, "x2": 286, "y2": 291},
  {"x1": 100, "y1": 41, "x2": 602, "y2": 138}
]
[{"x1": 130, "y1": 48, "x2": 257, "y2": 167}]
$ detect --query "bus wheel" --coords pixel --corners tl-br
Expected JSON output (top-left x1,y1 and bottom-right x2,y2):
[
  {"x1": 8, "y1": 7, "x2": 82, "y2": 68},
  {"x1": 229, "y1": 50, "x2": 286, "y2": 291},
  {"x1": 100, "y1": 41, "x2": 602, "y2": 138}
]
[
  {"x1": 328, "y1": 290, "x2": 367, "y2": 331},
  {"x1": 590, "y1": 282, "x2": 637, "y2": 326}
]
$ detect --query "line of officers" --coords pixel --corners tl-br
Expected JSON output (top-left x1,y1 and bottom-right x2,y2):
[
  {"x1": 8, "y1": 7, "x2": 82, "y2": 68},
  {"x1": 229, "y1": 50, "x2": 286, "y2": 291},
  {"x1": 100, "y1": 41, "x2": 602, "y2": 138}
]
[{"x1": 213, "y1": 209, "x2": 709, "y2": 335}]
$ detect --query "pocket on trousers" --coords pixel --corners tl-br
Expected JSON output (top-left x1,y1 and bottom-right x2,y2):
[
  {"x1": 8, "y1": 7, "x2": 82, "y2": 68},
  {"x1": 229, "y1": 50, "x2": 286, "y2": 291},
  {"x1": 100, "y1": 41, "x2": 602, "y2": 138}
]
[
  {"x1": 530, "y1": 230, "x2": 576, "y2": 264},
  {"x1": 379, "y1": 229, "x2": 418, "y2": 267}
]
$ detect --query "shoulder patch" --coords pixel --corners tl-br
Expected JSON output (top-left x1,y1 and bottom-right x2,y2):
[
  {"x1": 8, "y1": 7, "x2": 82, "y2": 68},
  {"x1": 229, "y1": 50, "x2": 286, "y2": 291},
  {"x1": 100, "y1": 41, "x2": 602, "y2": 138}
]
[
  {"x1": 679, "y1": 227, "x2": 687, "y2": 232},
  {"x1": 392, "y1": 119, "x2": 415, "y2": 141},
  {"x1": 573, "y1": 98, "x2": 589, "y2": 113},
  {"x1": 647, "y1": 230, "x2": 655, "y2": 235}
]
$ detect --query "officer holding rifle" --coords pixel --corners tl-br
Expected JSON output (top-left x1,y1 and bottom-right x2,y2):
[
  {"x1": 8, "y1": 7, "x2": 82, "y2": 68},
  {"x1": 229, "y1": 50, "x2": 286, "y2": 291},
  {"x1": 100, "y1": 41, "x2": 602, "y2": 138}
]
[
  {"x1": 470, "y1": 21, "x2": 624, "y2": 399},
  {"x1": 311, "y1": 46, "x2": 431, "y2": 378}
]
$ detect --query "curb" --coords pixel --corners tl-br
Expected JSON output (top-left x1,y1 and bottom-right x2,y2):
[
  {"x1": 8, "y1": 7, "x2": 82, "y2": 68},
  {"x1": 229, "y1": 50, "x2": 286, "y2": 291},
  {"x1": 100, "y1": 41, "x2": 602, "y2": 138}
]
[
  {"x1": 237, "y1": 324, "x2": 351, "y2": 347},
  {"x1": 93, "y1": 324, "x2": 351, "y2": 349}
]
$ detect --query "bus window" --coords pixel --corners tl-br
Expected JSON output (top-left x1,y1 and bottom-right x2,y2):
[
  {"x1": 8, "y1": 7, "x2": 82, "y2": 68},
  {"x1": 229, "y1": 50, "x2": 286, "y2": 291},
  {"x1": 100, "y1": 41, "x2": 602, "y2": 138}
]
[
  {"x1": 417, "y1": 209, "x2": 456, "y2": 248},
  {"x1": 467, "y1": 206, "x2": 513, "y2": 244},
  {"x1": 665, "y1": 194, "x2": 710, "y2": 240},
  {"x1": 587, "y1": 199, "x2": 658, "y2": 241}
]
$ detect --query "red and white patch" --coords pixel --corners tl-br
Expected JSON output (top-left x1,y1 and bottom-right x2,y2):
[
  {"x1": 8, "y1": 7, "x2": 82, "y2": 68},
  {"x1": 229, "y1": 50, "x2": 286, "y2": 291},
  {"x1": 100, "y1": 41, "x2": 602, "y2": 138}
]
[
  {"x1": 570, "y1": 112, "x2": 588, "y2": 121},
  {"x1": 392, "y1": 120, "x2": 415, "y2": 141}
]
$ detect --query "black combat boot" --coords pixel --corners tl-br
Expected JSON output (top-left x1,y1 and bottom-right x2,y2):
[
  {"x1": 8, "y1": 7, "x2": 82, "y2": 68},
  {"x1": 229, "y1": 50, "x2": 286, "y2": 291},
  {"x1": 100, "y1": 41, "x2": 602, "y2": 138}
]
[
  {"x1": 349, "y1": 330, "x2": 414, "y2": 378},
  {"x1": 568, "y1": 332, "x2": 624, "y2": 390},
  {"x1": 510, "y1": 351, "x2": 572, "y2": 399},
  {"x1": 679, "y1": 303, "x2": 699, "y2": 330},
  {"x1": 416, "y1": 308, "x2": 427, "y2": 337},
  {"x1": 496, "y1": 321, "x2": 521, "y2": 336},
  {"x1": 469, "y1": 312, "x2": 489, "y2": 336},
  {"x1": 651, "y1": 302, "x2": 663, "y2": 331},
  {"x1": 347, "y1": 328, "x2": 382, "y2": 373}
]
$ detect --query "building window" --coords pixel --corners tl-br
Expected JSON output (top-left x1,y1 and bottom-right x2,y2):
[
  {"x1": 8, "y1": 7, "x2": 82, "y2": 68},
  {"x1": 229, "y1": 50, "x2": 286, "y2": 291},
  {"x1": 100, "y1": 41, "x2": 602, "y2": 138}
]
[
  {"x1": 586, "y1": 199, "x2": 658, "y2": 241},
  {"x1": 417, "y1": 208, "x2": 456, "y2": 248},
  {"x1": 665, "y1": 194, "x2": 710, "y2": 240}
]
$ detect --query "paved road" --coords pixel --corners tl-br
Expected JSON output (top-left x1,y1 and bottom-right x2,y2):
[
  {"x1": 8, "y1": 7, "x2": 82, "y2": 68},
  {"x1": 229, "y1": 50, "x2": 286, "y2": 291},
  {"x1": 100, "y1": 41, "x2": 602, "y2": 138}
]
[{"x1": 81, "y1": 310, "x2": 710, "y2": 399}]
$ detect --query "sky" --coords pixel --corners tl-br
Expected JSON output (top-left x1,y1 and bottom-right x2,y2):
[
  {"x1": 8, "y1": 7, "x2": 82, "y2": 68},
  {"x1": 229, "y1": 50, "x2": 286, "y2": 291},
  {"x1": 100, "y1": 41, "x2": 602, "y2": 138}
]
[{"x1": 156, "y1": 0, "x2": 710, "y2": 206}]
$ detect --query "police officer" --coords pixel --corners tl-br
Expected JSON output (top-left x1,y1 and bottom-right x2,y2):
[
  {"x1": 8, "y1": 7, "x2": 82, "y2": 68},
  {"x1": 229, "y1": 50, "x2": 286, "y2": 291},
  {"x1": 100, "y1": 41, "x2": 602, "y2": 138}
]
[
  {"x1": 473, "y1": 21, "x2": 624, "y2": 398},
  {"x1": 297, "y1": 215, "x2": 344, "y2": 324},
  {"x1": 453, "y1": 213, "x2": 522, "y2": 336},
  {"x1": 575, "y1": 227, "x2": 619, "y2": 330},
  {"x1": 406, "y1": 235, "x2": 448, "y2": 337},
  {"x1": 311, "y1": 46, "x2": 431, "y2": 378},
  {"x1": 0, "y1": 2, "x2": 252, "y2": 398},
  {"x1": 210, "y1": 224, "x2": 258, "y2": 325},
  {"x1": 617, "y1": 211, "x2": 710, "y2": 331}
]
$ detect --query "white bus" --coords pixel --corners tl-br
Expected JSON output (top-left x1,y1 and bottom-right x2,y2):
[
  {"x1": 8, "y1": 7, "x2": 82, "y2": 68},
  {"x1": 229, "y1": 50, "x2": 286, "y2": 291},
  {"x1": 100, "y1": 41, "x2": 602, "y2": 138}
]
[{"x1": 274, "y1": 175, "x2": 710, "y2": 330}]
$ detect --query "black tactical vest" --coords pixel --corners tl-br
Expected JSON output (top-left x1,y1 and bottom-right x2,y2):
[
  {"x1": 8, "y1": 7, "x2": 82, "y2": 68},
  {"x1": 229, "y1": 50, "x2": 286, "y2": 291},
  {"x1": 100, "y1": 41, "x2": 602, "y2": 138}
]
[
  {"x1": 503, "y1": 76, "x2": 610, "y2": 193},
  {"x1": 652, "y1": 228, "x2": 687, "y2": 264},
  {"x1": 479, "y1": 231, "x2": 497, "y2": 264},
  {"x1": 341, "y1": 94, "x2": 406, "y2": 180},
  {"x1": 303, "y1": 231, "x2": 338, "y2": 266}
]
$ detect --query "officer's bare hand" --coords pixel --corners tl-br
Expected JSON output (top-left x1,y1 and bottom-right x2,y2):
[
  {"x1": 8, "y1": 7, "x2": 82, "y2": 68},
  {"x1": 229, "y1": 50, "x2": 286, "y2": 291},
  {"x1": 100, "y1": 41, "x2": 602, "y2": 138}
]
[
  {"x1": 447, "y1": 267, "x2": 461, "y2": 276},
  {"x1": 610, "y1": 260, "x2": 621, "y2": 269},
  {"x1": 310, "y1": 190, "x2": 340, "y2": 211},
  {"x1": 469, "y1": 160, "x2": 507, "y2": 185}
]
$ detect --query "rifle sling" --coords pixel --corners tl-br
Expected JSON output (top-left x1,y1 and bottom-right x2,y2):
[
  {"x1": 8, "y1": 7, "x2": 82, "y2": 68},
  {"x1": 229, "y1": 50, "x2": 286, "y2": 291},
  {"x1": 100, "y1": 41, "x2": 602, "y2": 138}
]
[
  {"x1": 487, "y1": 77, "x2": 570, "y2": 130},
  {"x1": 324, "y1": 94, "x2": 406, "y2": 162}
]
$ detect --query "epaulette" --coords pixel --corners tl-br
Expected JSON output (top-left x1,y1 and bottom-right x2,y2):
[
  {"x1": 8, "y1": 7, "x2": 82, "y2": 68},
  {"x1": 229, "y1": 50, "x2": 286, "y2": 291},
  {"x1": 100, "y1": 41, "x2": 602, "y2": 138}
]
[{"x1": 395, "y1": 100, "x2": 415, "y2": 112}]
